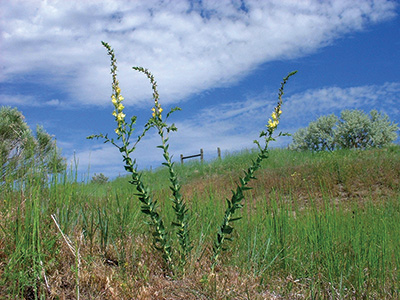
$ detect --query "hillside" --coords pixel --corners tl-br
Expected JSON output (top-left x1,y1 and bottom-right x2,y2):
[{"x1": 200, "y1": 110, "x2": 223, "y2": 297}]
[{"x1": 1, "y1": 145, "x2": 400, "y2": 299}]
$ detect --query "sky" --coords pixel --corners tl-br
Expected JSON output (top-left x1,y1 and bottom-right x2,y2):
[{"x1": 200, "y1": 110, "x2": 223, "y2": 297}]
[{"x1": 1, "y1": 0, "x2": 399, "y2": 180}]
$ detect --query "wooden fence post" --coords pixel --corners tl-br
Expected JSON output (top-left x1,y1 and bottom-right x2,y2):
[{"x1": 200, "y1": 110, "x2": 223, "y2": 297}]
[
  {"x1": 217, "y1": 147, "x2": 221, "y2": 160},
  {"x1": 200, "y1": 149, "x2": 203, "y2": 163},
  {"x1": 180, "y1": 154, "x2": 184, "y2": 164}
]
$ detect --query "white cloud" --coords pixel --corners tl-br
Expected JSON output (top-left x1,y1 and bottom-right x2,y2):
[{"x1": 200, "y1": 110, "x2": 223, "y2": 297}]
[
  {"x1": 0, "y1": 94, "x2": 35, "y2": 106},
  {"x1": 0, "y1": 93, "x2": 65, "y2": 108},
  {"x1": 1, "y1": 0, "x2": 397, "y2": 107},
  {"x1": 284, "y1": 82, "x2": 400, "y2": 123},
  {"x1": 45, "y1": 99, "x2": 61, "y2": 106}
]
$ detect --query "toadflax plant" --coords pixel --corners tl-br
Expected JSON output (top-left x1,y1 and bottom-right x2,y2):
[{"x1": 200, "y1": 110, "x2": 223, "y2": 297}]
[
  {"x1": 89, "y1": 42, "x2": 190, "y2": 272},
  {"x1": 88, "y1": 41, "x2": 296, "y2": 274},
  {"x1": 211, "y1": 71, "x2": 297, "y2": 270}
]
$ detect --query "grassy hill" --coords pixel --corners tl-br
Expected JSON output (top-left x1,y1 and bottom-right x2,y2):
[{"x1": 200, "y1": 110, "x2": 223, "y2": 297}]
[{"x1": 1, "y1": 145, "x2": 400, "y2": 299}]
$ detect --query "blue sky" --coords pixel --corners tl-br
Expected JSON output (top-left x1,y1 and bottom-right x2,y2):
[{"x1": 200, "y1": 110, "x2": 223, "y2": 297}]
[{"x1": 1, "y1": 0, "x2": 399, "y2": 179}]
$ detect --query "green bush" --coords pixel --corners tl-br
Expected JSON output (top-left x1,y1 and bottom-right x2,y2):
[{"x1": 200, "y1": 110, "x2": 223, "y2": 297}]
[
  {"x1": 290, "y1": 109, "x2": 398, "y2": 151},
  {"x1": 0, "y1": 106, "x2": 66, "y2": 183}
]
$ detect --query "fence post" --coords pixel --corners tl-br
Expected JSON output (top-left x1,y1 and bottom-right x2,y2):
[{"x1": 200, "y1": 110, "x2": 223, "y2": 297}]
[
  {"x1": 217, "y1": 147, "x2": 221, "y2": 160},
  {"x1": 180, "y1": 149, "x2": 204, "y2": 164}
]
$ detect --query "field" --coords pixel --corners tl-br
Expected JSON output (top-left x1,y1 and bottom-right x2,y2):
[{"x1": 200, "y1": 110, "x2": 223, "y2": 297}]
[{"x1": 1, "y1": 145, "x2": 400, "y2": 299}]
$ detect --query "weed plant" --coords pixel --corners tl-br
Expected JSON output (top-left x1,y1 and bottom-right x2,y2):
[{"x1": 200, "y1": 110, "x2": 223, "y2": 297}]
[{"x1": 88, "y1": 42, "x2": 296, "y2": 275}]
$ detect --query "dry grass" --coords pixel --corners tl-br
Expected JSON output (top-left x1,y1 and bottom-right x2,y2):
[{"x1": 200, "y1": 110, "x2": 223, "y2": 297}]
[{"x1": 41, "y1": 234, "x2": 305, "y2": 300}]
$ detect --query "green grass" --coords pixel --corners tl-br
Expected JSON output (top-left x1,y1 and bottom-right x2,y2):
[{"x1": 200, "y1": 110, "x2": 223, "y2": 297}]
[{"x1": 1, "y1": 145, "x2": 400, "y2": 299}]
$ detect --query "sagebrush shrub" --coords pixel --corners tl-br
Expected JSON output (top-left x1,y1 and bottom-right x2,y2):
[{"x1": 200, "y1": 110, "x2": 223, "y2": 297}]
[{"x1": 291, "y1": 109, "x2": 398, "y2": 151}]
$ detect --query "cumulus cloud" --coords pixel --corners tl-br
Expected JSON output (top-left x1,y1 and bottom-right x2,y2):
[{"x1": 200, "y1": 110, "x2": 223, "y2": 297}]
[
  {"x1": 1, "y1": 0, "x2": 397, "y2": 107},
  {"x1": 0, "y1": 93, "x2": 65, "y2": 108}
]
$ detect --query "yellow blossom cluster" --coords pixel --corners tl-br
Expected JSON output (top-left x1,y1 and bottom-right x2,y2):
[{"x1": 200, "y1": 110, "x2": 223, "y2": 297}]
[
  {"x1": 111, "y1": 86, "x2": 125, "y2": 135},
  {"x1": 267, "y1": 108, "x2": 282, "y2": 130},
  {"x1": 151, "y1": 99, "x2": 163, "y2": 118}
]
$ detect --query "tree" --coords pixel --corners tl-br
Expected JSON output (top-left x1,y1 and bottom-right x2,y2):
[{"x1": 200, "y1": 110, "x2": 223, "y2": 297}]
[
  {"x1": 0, "y1": 106, "x2": 66, "y2": 182},
  {"x1": 290, "y1": 109, "x2": 399, "y2": 151}
]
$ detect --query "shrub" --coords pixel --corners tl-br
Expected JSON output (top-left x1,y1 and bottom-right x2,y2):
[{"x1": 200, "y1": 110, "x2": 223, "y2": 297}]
[
  {"x1": 0, "y1": 106, "x2": 66, "y2": 183},
  {"x1": 91, "y1": 173, "x2": 109, "y2": 184},
  {"x1": 336, "y1": 109, "x2": 398, "y2": 149},
  {"x1": 291, "y1": 114, "x2": 338, "y2": 151},
  {"x1": 290, "y1": 109, "x2": 398, "y2": 151}
]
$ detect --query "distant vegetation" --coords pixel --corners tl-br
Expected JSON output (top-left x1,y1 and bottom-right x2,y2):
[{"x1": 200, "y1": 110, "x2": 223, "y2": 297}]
[
  {"x1": 0, "y1": 106, "x2": 65, "y2": 184},
  {"x1": 290, "y1": 109, "x2": 398, "y2": 151},
  {"x1": 91, "y1": 173, "x2": 109, "y2": 184}
]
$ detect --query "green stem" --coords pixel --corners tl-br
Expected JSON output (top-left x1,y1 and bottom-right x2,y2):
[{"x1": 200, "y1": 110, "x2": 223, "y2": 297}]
[
  {"x1": 158, "y1": 128, "x2": 192, "y2": 266},
  {"x1": 211, "y1": 70, "x2": 297, "y2": 270},
  {"x1": 134, "y1": 65, "x2": 191, "y2": 268},
  {"x1": 123, "y1": 152, "x2": 174, "y2": 270},
  {"x1": 211, "y1": 146, "x2": 269, "y2": 270}
]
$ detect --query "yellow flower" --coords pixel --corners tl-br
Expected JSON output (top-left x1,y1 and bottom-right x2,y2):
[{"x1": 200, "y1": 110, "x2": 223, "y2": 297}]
[
  {"x1": 111, "y1": 95, "x2": 117, "y2": 105},
  {"x1": 115, "y1": 128, "x2": 120, "y2": 135},
  {"x1": 117, "y1": 103, "x2": 124, "y2": 112},
  {"x1": 151, "y1": 106, "x2": 163, "y2": 118},
  {"x1": 118, "y1": 95, "x2": 124, "y2": 102},
  {"x1": 112, "y1": 111, "x2": 117, "y2": 117},
  {"x1": 268, "y1": 119, "x2": 279, "y2": 129},
  {"x1": 271, "y1": 112, "x2": 278, "y2": 121},
  {"x1": 116, "y1": 87, "x2": 121, "y2": 94},
  {"x1": 117, "y1": 112, "x2": 125, "y2": 122}
]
